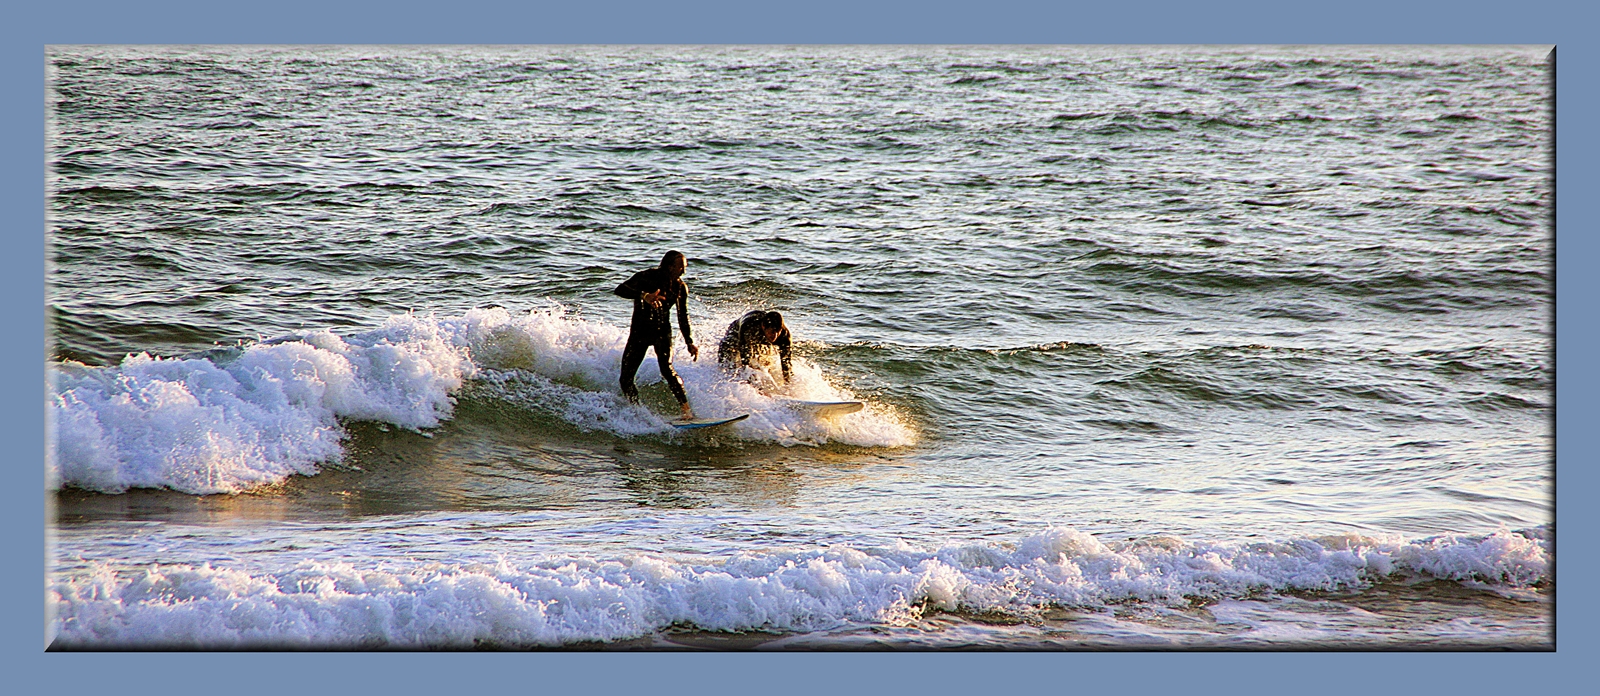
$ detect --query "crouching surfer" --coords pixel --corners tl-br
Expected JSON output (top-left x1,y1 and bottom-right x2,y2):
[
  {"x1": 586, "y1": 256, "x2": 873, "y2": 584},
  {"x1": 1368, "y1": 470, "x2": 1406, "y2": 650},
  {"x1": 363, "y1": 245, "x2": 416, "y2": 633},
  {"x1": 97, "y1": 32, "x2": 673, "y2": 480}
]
[
  {"x1": 615, "y1": 250, "x2": 699, "y2": 419},
  {"x1": 717, "y1": 309, "x2": 792, "y2": 387}
]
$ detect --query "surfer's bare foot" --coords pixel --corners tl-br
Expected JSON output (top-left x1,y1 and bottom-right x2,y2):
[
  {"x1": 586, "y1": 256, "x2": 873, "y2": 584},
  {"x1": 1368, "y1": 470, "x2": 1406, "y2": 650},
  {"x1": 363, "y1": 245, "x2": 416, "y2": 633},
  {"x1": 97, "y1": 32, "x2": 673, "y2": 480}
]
[{"x1": 680, "y1": 403, "x2": 695, "y2": 420}]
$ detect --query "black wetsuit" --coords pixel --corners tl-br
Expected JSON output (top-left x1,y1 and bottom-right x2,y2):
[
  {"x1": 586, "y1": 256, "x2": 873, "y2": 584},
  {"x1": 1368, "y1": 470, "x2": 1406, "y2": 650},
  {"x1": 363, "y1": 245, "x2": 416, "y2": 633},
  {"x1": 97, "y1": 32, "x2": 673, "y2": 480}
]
[
  {"x1": 614, "y1": 267, "x2": 694, "y2": 404},
  {"x1": 717, "y1": 310, "x2": 792, "y2": 384}
]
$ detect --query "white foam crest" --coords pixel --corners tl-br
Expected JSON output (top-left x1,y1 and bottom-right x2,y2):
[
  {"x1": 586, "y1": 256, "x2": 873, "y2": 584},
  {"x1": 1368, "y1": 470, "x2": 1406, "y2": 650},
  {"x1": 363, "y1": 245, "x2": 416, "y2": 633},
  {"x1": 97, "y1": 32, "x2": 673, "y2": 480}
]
[
  {"x1": 49, "y1": 313, "x2": 474, "y2": 494},
  {"x1": 677, "y1": 357, "x2": 918, "y2": 448},
  {"x1": 446, "y1": 304, "x2": 627, "y2": 391},
  {"x1": 450, "y1": 304, "x2": 916, "y2": 446},
  {"x1": 49, "y1": 526, "x2": 1548, "y2": 648},
  {"x1": 49, "y1": 305, "x2": 914, "y2": 493}
]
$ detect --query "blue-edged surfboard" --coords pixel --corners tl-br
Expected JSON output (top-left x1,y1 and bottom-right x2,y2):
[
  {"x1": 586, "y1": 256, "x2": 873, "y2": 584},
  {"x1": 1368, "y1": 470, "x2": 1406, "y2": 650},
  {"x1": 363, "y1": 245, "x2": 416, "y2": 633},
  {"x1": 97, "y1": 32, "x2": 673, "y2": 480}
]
[{"x1": 671, "y1": 413, "x2": 750, "y2": 430}]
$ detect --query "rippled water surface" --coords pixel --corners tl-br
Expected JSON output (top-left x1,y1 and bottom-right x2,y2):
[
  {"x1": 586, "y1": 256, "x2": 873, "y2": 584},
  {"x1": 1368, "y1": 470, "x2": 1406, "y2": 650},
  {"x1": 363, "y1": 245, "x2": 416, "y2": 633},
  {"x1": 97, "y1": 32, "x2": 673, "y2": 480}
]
[{"x1": 47, "y1": 45, "x2": 1551, "y2": 649}]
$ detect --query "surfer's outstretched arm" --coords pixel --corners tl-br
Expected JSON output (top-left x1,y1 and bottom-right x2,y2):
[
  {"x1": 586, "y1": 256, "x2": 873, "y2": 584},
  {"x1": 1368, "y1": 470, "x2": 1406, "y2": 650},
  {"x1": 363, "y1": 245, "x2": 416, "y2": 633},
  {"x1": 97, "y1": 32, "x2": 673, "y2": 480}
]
[
  {"x1": 613, "y1": 282, "x2": 634, "y2": 299},
  {"x1": 614, "y1": 271, "x2": 648, "y2": 300}
]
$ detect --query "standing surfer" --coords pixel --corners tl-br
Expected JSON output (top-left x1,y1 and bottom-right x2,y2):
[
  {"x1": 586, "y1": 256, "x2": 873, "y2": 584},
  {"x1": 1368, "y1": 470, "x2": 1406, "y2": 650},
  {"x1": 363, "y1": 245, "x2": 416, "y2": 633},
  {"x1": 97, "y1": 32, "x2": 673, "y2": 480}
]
[
  {"x1": 718, "y1": 310, "x2": 793, "y2": 386},
  {"x1": 615, "y1": 250, "x2": 700, "y2": 419}
]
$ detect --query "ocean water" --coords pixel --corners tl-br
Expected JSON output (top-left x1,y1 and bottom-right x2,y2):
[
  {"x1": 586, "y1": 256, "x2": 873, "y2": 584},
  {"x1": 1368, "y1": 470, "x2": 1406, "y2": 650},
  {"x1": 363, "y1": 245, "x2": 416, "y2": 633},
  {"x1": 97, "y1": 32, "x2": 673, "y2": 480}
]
[{"x1": 46, "y1": 45, "x2": 1552, "y2": 649}]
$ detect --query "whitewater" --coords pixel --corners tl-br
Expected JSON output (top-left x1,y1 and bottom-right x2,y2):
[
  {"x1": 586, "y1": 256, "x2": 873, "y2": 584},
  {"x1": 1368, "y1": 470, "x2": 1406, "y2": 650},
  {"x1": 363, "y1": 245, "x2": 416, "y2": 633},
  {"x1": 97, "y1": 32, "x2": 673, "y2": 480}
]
[
  {"x1": 47, "y1": 44, "x2": 1551, "y2": 649},
  {"x1": 51, "y1": 306, "x2": 915, "y2": 495},
  {"x1": 52, "y1": 523, "x2": 1547, "y2": 648}
]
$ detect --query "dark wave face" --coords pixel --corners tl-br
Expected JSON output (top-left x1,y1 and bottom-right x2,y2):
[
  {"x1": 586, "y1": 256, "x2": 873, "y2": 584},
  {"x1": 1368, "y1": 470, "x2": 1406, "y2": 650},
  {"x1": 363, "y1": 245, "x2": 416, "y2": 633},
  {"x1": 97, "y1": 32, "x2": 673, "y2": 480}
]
[{"x1": 46, "y1": 46, "x2": 1551, "y2": 650}]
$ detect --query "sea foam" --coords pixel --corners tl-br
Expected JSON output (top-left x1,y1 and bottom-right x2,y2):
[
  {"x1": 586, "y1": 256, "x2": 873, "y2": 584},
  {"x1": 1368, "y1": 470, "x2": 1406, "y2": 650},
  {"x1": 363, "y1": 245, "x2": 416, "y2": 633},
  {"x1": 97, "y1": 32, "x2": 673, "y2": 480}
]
[
  {"x1": 50, "y1": 313, "x2": 473, "y2": 494},
  {"x1": 49, "y1": 305, "x2": 914, "y2": 494},
  {"x1": 48, "y1": 526, "x2": 1549, "y2": 648},
  {"x1": 461, "y1": 304, "x2": 914, "y2": 447}
]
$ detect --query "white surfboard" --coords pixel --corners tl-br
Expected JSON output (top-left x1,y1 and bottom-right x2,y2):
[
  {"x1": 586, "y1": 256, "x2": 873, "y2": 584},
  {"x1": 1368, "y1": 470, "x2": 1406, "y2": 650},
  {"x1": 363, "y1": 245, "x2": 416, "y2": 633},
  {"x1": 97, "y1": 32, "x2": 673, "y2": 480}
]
[
  {"x1": 782, "y1": 399, "x2": 865, "y2": 417},
  {"x1": 671, "y1": 413, "x2": 750, "y2": 430}
]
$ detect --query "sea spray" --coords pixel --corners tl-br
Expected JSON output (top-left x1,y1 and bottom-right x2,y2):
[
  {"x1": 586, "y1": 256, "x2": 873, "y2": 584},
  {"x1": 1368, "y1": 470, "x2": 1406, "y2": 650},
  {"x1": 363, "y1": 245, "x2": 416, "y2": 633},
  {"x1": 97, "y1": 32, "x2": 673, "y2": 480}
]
[
  {"x1": 49, "y1": 526, "x2": 1550, "y2": 648},
  {"x1": 50, "y1": 313, "x2": 474, "y2": 494},
  {"x1": 460, "y1": 304, "x2": 914, "y2": 445},
  {"x1": 49, "y1": 305, "x2": 915, "y2": 494}
]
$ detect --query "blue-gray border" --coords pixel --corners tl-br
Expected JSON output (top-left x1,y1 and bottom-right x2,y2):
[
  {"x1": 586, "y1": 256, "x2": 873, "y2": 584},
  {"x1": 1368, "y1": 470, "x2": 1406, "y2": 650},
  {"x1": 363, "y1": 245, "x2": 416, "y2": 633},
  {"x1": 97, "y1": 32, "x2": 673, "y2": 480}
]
[{"x1": 6, "y1": 1, "x2": 1586, "y2": 694}]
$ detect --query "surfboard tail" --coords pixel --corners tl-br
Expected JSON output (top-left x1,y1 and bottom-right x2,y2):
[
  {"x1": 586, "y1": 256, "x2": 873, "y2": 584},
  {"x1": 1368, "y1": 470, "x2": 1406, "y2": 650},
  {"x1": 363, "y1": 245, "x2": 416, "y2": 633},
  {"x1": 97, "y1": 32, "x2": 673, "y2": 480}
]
[{"x1": 671, "y1": 413, "x2": 751, "y2": 430}]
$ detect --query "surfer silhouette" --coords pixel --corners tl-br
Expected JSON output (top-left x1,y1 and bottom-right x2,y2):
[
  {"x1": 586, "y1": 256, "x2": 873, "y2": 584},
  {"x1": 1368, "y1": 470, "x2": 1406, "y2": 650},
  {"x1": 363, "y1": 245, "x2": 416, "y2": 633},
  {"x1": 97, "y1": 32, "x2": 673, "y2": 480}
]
[
  {"x1": 615, "y1": 250, "x2": 699, "y2": 419},
  {"x1": 718, "y1": 310, "x2": 792, "y2": 386}
]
